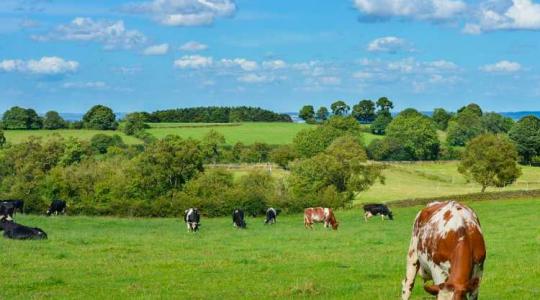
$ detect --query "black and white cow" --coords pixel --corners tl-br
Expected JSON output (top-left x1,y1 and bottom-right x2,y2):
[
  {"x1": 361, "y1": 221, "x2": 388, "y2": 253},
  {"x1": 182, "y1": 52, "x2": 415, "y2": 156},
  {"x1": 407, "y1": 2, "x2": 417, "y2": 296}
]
[
  {"x1": 0, "y1": 218, "x2": 47, "y2": 240},
  {"x1": 0, "y1": 202, "x2": 15, "y2": 220},
  {"x1": 1, "y1": 199, "x2": 24, "y2": 215},
  {"x1": 184, "y1": 208, "x2": 200, "y2": 232},
  {"x1": 265, "y1": 207, "x2": 278, "y2": 224},
  {"x1": 47, "y1": 200, "x2": 67, "y2": 216},
  {"x1": 232, "y1": 209, "x2": 246, "y2": 229},
  {"x1": 363, "y1": 203, "x2": 393, "y2": 221}
]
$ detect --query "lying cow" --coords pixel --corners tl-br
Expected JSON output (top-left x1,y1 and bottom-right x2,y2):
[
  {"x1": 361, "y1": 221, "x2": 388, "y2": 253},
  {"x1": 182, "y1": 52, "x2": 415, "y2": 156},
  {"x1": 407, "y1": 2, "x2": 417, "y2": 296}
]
[
  {"x1": 232, "y1": 209, "x2": 246, "y2": 229},
  {"x1": 264, "y1": 208, "x2": 279, "y2": 224},
  {"x1": 47, "y1": 199, "x2": 67, "y2": 216},
  {"x1": 363, "y1": 203, "x2": 393, "y2": 221},
  {"x1": 1, "y1": 199, "x2": 24, "y2": 215},
  {"x1": 184, "y1": 208, "x2": 200, "y2": 232},
  {"x1": 0, "y1": 218, "x2": 47, "y2": 240},
  {"x1": 304, "y1": 207, "x2": 339, "y2": 230},
  {"x1": 402, "y1": 201, "x2": 486, "y2": 300}
]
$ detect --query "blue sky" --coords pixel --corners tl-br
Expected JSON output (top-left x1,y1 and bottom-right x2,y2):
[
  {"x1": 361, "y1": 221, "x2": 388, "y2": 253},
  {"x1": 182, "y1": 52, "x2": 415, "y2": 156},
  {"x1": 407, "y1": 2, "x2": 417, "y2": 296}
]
[{"x1": 1, "y1": 0, "x2": 540, "y2": 113}]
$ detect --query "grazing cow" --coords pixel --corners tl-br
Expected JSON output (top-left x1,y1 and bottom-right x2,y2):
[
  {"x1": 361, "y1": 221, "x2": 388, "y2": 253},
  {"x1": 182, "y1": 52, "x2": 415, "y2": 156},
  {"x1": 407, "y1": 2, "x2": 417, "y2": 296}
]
[
  {"x1": 0, "y1": 202, "x2": 15, "y2": 220},
  {"x1": 265, "y1": 208, "x2": 278, "y2": 224},
  {"x1": 0, "y1": 218, "x2": 47, "y2": 240},
  {"x1": 363, "y1": 203, "x2": 393, "y2": 221},
  {"x1": 232, "y1": 209, "x2": 246, "y2": 229},
  {"x1": 184, "y1": 208, "x2": 201, "y2": 232},
  {"x1": 304, "y1": 207, "x2": 339, "y2": 230},
  {"x1": 47, "y1": 200, "x2": 67, "y2": 216},
  {"x1": 402, "y1": 201, "x2": 486, "y2": 300},
  {"x1": 0, "y1": 199, "x2": 24, "y2": 215}
]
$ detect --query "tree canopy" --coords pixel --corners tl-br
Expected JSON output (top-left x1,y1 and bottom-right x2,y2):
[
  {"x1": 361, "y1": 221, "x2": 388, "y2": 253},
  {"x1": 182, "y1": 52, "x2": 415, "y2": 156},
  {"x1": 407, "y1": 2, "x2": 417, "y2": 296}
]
[
  {"x1": 432, "y1": 108, "x2": 452, "y2": 130},
  {"x1": 316, "y1": 107, "x2": 329, "y2": 122},
  {"x1": 352, "y1": 100, "x2": 376, "y2": 123},
  {"x1": 509, "y1": 116, "x2": 540, "y2": 163},
  {"x1": 299, "y1": 105, "x2": 316, "y2": 123},
  {"x1": 2, "y1": 106, "x2": 43, "y2": 129},
  {"x1": 330, "y1": 100, "x2": 350, "y2": 116},
  {"x1": 386, "y1": 113, "x2": 440, "y2": 160},
  {"x1": 83, "y1": 105, "x2": 117, "y2": 130},
  {"x1": 43, "y1": 111, "x2": 66, "y2": 130}
]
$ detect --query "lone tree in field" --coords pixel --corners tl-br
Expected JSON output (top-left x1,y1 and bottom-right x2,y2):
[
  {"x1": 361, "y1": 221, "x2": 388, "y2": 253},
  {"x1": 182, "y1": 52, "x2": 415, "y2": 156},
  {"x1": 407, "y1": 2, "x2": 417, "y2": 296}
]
[
  {"x1": 316, "y1": 106, "x2": 329, "y2": 122},
  {"x1": 330, "y1": 100, "x2": 350, "y2": 116},
  {"x1": 458, "y1": 134, "x2": 521, "y2": 192},
  {"x1": 299, "y1": 105, "x2": 315, "y2": 123},
  {"x1": 43, "y1": 111, "x2": 66, "y2": 130},
  {"x1": 83, "y1": 105, "x2": 117, "y2": 130}
]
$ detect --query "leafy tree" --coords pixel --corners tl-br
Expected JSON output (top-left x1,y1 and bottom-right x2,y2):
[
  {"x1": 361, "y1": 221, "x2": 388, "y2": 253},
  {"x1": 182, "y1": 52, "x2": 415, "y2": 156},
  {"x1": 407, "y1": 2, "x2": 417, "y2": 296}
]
[
  {"x1": 299, "y1": 105, "x2": 316, "y2": 123},
  {"x1": 90, "y1": 134, "x2": 125, "y2": 154},
  {"x1": 457, "y1": 103, "x2": 482, "y2": 117},
  {"x1": 2, "y1": 106, "x2": 42, "y2": 129},
  {"x1": 458, "y1": 134, "x2": 521, "y2": 192},
  {"x1": 43, "y1": 111, "x2": 66, "y2": 130},
  {"x1": 240, "y1": 142, "x2": 271, "y2": 163},
  {"x1": 83, "y1": 105, "x2": 117, "y2": 130},
  {"x1": 481, "y1": 112, "x2": 514, "y2": 134},
  {"x1": 508, "y1": 116, "x2": 540, "y2": 163},
  {"x1": 371, "y1": 111, "x2": 392, "y2": 135},
  {"x1": 270, "y1": 145, "x2": 297, "y2": 169},
  {"x1": 316, "y1": 106, "x2": 329, "y2": 122},
  {"x1": 397, "y1": 108, "x2": 422, "y2": 118},
  {"x1": 235, "y1": 170, "x2": 276, "y2": 216},
  {"x1": 201, "y1": 129, "x2": 226, "y2": 164},
  {"x1": 352, "y1": 100, "x2": 376, "y2": 123},
  {"x1": 180, "y1": 169, "x2": 236, "y2": 216},
  {"x1": 432, "y1": 108, "x2": 452, "y2": 130},
  {"x1": 330, "y1": 100, "x2": 350, "y2": 116},
  {"x1": 376, "y1": 97, "x2": 393, "y2": 113},
  {"x1": 367, "y1": 137, "x2": 409, "y2": 161},
  {"x1": 386, "y1": 113, "x2": 440, "y2": 160},
  {"x1": 447, "y1": 109, "x2": 483, "y2": 146},
  {"x1": 123, "y1": 113, "x2": 149, "y2": 135},
  {"x1": 0, "y1": 128, "x2": 5, "y2": 147}
]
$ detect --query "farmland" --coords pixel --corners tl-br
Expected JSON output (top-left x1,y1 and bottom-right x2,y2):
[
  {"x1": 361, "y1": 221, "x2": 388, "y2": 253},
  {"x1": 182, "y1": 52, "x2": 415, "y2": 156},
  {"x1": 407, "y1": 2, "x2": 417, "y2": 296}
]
[
  {"x1": 1, "y1": 199, "x2": 538, "y2": 299},
  {"x1": 3, "y1": 129, "x2": 141, "y2": 145}
]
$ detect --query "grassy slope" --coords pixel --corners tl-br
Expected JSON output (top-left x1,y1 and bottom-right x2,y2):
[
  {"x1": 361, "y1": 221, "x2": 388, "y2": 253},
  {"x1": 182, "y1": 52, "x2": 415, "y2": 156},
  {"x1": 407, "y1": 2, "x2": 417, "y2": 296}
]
[
  {"x1": 3, "y1": 129, "x2": 141, "y2": 145},
  {"x1": 1, "y1": 199, "x2": 538, "y2": 299}
]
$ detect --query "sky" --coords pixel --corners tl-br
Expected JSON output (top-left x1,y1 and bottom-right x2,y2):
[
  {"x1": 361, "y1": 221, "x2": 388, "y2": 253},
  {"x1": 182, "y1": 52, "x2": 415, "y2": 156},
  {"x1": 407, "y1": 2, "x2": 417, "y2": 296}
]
[{"x1": 1, "y1": 0, "x2": 540, "y2": 114}]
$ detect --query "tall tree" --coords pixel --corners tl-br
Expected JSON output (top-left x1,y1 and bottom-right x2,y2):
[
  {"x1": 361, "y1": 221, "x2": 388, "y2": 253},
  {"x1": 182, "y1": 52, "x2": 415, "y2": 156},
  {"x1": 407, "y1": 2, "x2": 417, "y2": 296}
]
[
  {"x1": 83, "y1": 105, "x2": 117, "y2": 130},
  {"x1": 122, "y1": 112, "x2": 149, "y2": 135},
  {"x1": 330, "y1": 100, "x2": 350, "y2": 116},
  {"x1": 316, "y1": 106, "x2": 329, "y2": 122},
  {"x1": 432, "y1": 108, "x2": 452, "y2": 130},
  {"x1": 2, "y1": 106, "x2": 42, "y2": 129},
  {"x1": 371, "y1": 111, "x2": 392, "y2": 135},
  {"x1": 457, "y1": 103, "x2": 483, "y2": 117},
  {"x1": 299, "y1": 105, "x2": 315, "y2": 123},
  {"x1": 481, "y1": 112, "x2": 514, "y2": 134},
  {"x1": 43, "y1": 111, "x2": 66, "y2": 130},
  {"x1": 352, "y1": 100, "x2": 376, "y2": 123},
  {"x1": 386, "y1": 113, "x2": 440, "y2": 160},
  {"x1": 459, "y1": 134, "x2": 521, "y2": 192},
  {"x1": 201, "y1": 129, "x2": 226, "y2": 164},
  {"x1": 447, "y1": 109, "x2": 483, "y2": 146},
  {"x1": 508, "y1": 116, "x2": 540, "y2": 164},
  {"x1": 376, "y1": 97, "x2": 394, "y2": 113}
]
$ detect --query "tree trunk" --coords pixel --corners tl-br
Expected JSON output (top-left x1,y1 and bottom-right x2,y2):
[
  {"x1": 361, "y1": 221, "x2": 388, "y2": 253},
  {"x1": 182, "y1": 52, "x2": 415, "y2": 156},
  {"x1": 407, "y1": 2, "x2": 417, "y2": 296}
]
[{"x1": 481, "y1": 185, "x2": 487, "y2": 193}]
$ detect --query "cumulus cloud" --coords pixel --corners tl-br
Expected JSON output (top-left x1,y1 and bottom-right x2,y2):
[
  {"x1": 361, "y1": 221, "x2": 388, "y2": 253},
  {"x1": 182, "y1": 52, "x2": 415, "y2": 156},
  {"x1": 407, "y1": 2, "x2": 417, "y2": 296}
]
[
  {"x1": 464, "y1": 0, "x2": 540, "y2": 34},
  {"x1": 0, "y1": 56, "x2": 79, "y2": 75},
  {"x1": 262, "y1": 60, "x2": 287, "y2": 70},
  {"x1": 174, "y1": 55, "x2": 213, "y2": 68},
  {"x1": 63, "y1": 81, "x2": 108, "y2": 89},
  {"x1": 180, "y1": 41, "x2": 208, "y2": 51},
  {"x1": 124, "y1": 0, "x2": 236, "y2": 26},
  {"x1": 367, "y1": 36, "x2": 412, "y2": 53},
  {"x1": 220, "y1": 58, "x2": 258, "y2": 71},
  {"x1": 237, "y1": 73, "x2": 271, "y2": 83},
  {"x1": 32, "y1": 17, "x2": 147, "y2": 50},
  {"x1": 143, "y1": 43, "x2": 169, "y2": 55},
  {"x1": 480, "y1": 60, "x2": 522, "y2": 72},
  {"x1": 353, "y1": 0, "x2": 466, "y2": 21}
]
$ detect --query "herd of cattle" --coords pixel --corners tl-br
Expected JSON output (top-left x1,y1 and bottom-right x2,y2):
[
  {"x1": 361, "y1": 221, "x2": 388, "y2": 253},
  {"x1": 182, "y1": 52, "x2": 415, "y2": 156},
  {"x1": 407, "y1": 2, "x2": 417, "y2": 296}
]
[{"x1": 1, "y1": 199, "x2": 486, "y2": 299}]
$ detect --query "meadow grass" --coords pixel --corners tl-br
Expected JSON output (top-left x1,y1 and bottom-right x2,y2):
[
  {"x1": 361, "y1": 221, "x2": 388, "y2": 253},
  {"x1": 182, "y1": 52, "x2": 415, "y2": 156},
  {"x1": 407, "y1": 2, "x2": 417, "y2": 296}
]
[
  {"x1": 0, "y1": 199, "x2": 538, "y2": 299},
  {"x1": 3, "y1": 129, "x2": 141, "y2": 145}
]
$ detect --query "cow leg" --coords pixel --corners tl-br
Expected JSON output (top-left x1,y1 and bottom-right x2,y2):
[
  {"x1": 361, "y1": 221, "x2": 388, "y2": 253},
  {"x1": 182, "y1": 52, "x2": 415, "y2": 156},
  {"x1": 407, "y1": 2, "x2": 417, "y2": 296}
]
[
  {"x1": 402, "y1": 236, "x2": 419, "y2": 300},
  {"x1": 186, "y1": 222, "x2": 191, "y2": 232},
  {"x1": 381, "y1": 214, "x2": 384, "y2": 221},
  {"x1": 364, "y1": 212, "x2": 368, "y2": 222}
]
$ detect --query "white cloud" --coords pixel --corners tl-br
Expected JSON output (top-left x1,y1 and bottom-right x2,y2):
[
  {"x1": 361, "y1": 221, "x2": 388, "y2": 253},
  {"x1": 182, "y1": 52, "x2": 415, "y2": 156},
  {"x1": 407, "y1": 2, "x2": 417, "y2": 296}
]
[
  {"x1": 32, "y1": 17, "x2": 147, "y2": 50},
  {"x1": 237, "y1": 73, "x2": 271, "y2": 83},
  {"x1": 0, "y1": 56, "x2": 79, "y2": 75},
  {"x1": 174, "y1": 55, "x2": 213, "y2": 68},
  {"x1": 124, "y1": 0, "x2": 236, "y2": 26},
  {"x1": 353, "y1": 0, "x2": 466, "y2": 21},
  {"x1": 367, "y1": 36, "x2": 412, "y2": 53},
  {"x1": 180, "y1": 41, "x2": 208, "y2": 51},
  {"x1": 464, "y1": 0, "x2": 540, "y2": 33},
  {"x1": 480, "y1": 60, "x2": 522, "y2": 73},
  {"x1": 220, "y1": 58, "x2": 258, "y2": 71},
  {"x1": 143, "y1": 43, "x2": 169, "y2": 55},
  {"x1": 319, "y1": 76, "x2": 342, "y2": 85},
  {"x1": 63, "y1": 81, "x2": 108, "y2": 89},
  {"x1": 262, "y1": 59, "x2": 287, "y2": 70}
]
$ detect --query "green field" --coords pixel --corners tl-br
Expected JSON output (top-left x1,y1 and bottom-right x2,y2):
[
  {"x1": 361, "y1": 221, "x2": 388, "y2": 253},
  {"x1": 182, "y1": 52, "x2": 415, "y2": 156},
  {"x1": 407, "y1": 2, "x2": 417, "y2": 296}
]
[
  {"x1": 3, "y1": 129, "x2": 141, "y2": 145},
  {"x1": 1, "y1": 199, "x2": 538, "y2": 299}
]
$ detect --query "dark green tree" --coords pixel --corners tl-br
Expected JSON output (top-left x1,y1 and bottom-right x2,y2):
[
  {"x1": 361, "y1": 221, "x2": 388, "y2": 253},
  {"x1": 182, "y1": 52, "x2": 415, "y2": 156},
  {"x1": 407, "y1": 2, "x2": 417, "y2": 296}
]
[
  {"x1": 458, "y1": 134, "x2": 521, "y2": 192},
  {"x1": 386, "y1": 113, "x2": 440, "y2": 160},
  {"x1": 299, "y1": 105, "x2": 316, "y2": 123},
  {"x1": 123, "y1": 113, "x2": 149, "y2": 135},
  {"x1": 397, "y1": 108, "x2": 422, "y2": 118},
  {"x1": 352, "y1": 100, "x2": 376, "y2": 123},
  {"x1": 2, "y1": 106, "x2": 42, "y2": 129},
  {"x1": 0, "y1": 128, "x2": 5, "y2": 147},
  {"x1": 330, "y1": 100, "x2": 350, "y2": 116},
  {"x1": 316, "y1": 106, "x2": 329, "y2": 122},
  {"x1": 83, "y1": 105, "x2": 117, "y2": 130},
  {"x1": 201, "y1": 129, "x2": 226, "y2": 164},
  {"x1": 43, "y1": 111, "x2": 66, "y2": 130},
  {"x1": 481, "y1": 112, "x2": 514, "y2": 134},
  {"x1": 457, "y1": 103, "x2": 483, "y2": 117},
  {"x1": 432, "y1": 108, "x2": 452, "y2": 130},
  {"x1": 90, "y1": 134, "x2": 125, "y2": 154},
  {"x1": 376, "y1": 97, "x2": 394, "y2": 113},
  {"x1": 447, "y1": 109, "x2": 483, "y2": 146},
  {"x1": 371, "y1": 111, "x2": 392, "y2": 135},
  {"x1": 508, "y1": 116, "x2": 540, "y2": 164},
  {"x1": 270, "y1": 145, "x2": 297, "y2": 169}
]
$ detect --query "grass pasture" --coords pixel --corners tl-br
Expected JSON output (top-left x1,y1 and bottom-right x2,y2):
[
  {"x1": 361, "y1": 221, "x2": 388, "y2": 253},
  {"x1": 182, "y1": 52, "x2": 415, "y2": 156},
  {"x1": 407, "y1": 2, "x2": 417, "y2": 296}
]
[
  {"x1": 3, "y1": 129, "x2": 141, "y2": 145},
  {"x1": 1, "y1": 199, "x2": 539, "y2": 299}
]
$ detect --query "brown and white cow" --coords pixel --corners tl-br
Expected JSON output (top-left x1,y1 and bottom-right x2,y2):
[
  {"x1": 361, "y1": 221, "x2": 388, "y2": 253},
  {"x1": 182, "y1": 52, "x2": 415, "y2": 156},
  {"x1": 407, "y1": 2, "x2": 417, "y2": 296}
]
[
  {"x1": 402, "y1": 201, "x2": 486, "y2": 300},
  {"x1": 304, "y1": 207, "x2": 339, "y2": 230}
]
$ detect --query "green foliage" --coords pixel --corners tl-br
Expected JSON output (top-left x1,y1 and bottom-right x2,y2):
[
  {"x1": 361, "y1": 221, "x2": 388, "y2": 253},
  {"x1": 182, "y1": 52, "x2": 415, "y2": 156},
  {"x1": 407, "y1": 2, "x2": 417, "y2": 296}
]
[
  {"x1": 299, "y1": 105, "x2": 316, "y2": 123},
  {"x1": 90, "y1": 134, "x2": 125, "y2": 154},
  {"x1": 432, "y1": 108, "x2": 452, "y2": 130},
  {"x1": 201, "y1": 129, "x2": 226, "y2": 163},
  {"x1": 386, "y1": 113, "x2": 440, "y2": 160},
  {"x1": 458, "y1": 134, "x2": 521, "y2": 192},
  {"x1": 371, "y1": 111, "x2": 392, "y2": 135},
  {"x1": 150, "y1": 106, "x2": 292, "y2": 123},
  {"x1": 352, "y1": 100, "x2": 376, "y2": 123},
  {"x1": 0, "y1": 128, "x2": 5, "y2": 147},
  {"x1": 447, "y1": 109, "x2": 483, "y2": 146},
  {"x1": 43, "y1": 111, "x2": 66, "y2": 130},
  {"x1": 122, "y1": 112, "x2": 150, "y2": 135},
  {"x1": 235, "y1": 170, "x2": 276, "y2": 216},
  {"x1": 316, "y1": 106, "x2": 329, "y2": 122},
  {"x1": 83, "y1": 105, "x2": 117, "y2": 130},
  {"x1": 270, "y1": 145, "x2": 297, "y2": 169},
  {"x1": 397, "y1": 108, "x2": 422, "y2": 118},
  {"x1": 367, "y1": 137, "x2": 409, "y2": 161},
  {"x1": 509, "y1": 115, "x2": 540, "y2": 163},
  {"x1": 2, "y1": 106, "x2": 43, "y2": 129},
  {"x1": 330, "y1": 100, "x2": 350, "y2": 116},
  {"x1": 481, "y1": 112, "x2": 514, "y2": 134},
  {"x1": 376, "y1": 97, "x2": 393, "y2": 112},
  {"x1": 457, "y1": 103, "x2": 483, "y2": 117}
]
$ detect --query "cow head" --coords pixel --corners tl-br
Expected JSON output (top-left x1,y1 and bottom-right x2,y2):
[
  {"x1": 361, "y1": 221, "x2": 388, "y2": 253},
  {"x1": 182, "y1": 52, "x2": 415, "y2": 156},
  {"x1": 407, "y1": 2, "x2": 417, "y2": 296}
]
[
  {"x1": 331, "y1": 221, "x2": 339, "y2": 230},
  {"x1": 388, "y1": 211, "x2": 394, "y2": 220}
]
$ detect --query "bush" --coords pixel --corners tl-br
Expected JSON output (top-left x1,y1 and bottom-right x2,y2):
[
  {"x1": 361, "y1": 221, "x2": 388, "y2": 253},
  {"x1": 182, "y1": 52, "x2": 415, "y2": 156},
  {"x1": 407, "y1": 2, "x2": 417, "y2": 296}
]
[
  {"x1": 90, "y1": 134, "x2": 125, "y2": 154},
  {"x1": 367, "y1": 138, "x2": 410, "y2": 161},
  {"x1": 386, "y1": 113, "x2": 440, "y2": 160},
  {"x1": 270, "y1": 145, "x2": 297, "y2": 169}
]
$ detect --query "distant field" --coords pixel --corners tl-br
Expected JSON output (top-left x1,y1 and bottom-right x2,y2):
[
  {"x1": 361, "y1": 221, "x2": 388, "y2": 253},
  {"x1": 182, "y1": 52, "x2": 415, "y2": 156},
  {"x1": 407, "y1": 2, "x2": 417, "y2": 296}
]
[
  {"x1": 3, "y1": 130, "x2": 141, "y2": 145},
  {"x1": 1, "y1": 199, "x2": 538, "y2": 299}
]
